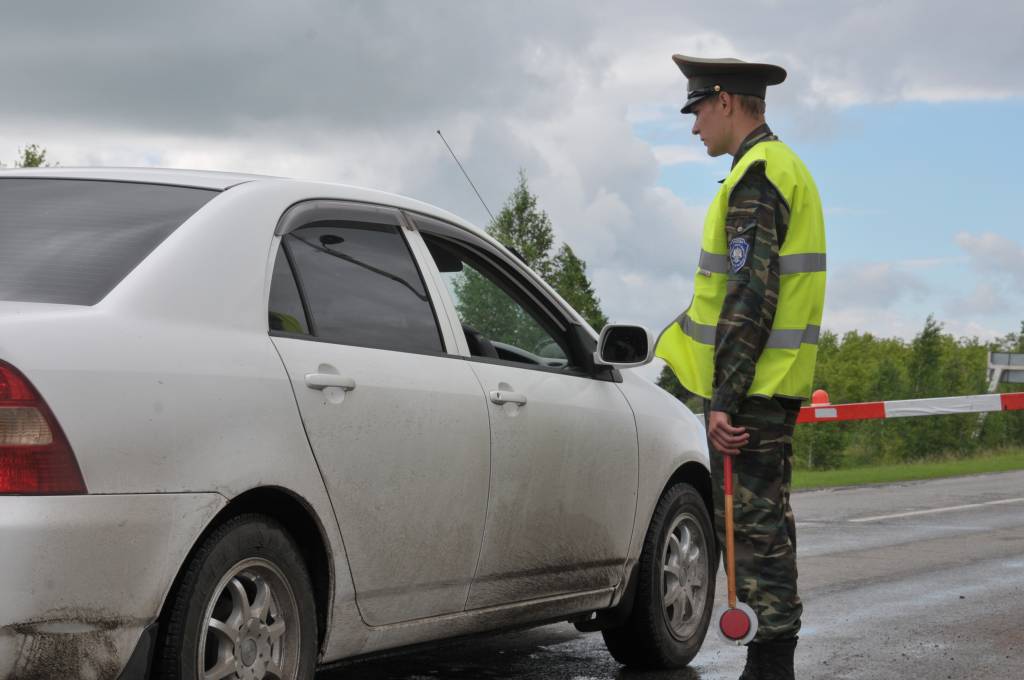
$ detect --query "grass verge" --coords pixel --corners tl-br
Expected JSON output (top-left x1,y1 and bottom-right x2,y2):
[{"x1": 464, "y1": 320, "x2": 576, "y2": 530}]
[{"x1": 792, "y1": 448, "x2": 1024, "y2": 490}]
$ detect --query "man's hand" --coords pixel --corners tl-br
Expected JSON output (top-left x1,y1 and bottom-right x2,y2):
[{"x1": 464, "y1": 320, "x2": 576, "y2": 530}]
[{"x1": 708, "y1": 410, "x2": 749, "y2": 455}]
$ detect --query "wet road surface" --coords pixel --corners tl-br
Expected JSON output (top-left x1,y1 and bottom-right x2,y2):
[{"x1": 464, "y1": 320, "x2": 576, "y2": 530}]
[{"x1": 319, "y1": 470, "x2": 1024, "y2": 679}]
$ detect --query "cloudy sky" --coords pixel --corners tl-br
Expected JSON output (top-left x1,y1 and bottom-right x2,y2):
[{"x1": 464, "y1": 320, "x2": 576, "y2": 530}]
[{"x1": 3, "y1": 0, "x2": 1022, "y2": 381}]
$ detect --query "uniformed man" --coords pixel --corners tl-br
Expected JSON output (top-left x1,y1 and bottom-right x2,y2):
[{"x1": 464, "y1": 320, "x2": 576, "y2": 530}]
[{"x1": 655, "y1": 55, "x2": 827, "y2": 680}]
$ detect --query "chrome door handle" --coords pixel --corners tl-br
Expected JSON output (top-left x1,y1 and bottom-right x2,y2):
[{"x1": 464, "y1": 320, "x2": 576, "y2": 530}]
[
  {"x1": 304, "y1": 373, "x2": 357, "y2": 391},
  {"x1": 489, "y1": 390, "x2": 527, "y2": 406}
]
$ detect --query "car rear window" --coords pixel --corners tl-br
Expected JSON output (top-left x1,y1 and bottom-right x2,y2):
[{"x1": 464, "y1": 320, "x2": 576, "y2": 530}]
[{"x1": 0, "y1": 178, "x2": 218, "y2": 305}]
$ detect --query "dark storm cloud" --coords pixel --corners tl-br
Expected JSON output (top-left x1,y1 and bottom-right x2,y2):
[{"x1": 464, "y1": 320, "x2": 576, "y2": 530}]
[
  {"x1": 5, "y1": 0, "x2": 1023, "y2": 354},
  {"x1": 1, "y1": 1, "x2": 600, "y2": 135}
]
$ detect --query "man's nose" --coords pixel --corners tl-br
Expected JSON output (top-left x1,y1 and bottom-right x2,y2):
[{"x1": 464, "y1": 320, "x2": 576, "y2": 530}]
[{"x1": 691, "y1": 118, "x2": 699, "y2": 135}]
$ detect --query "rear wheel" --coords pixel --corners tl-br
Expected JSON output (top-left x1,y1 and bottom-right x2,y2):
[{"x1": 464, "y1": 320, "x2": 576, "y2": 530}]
[
  {"x1": 154, "y1": 514, "x2": 318, "y2": 680},
  {"x1": 602, "y1": 483, "x2": 716, "y2": 669}
]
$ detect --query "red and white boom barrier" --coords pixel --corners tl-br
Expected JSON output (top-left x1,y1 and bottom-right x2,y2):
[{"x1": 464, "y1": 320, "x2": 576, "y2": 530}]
[{"x1": 798, "y1": 391, "x2": 1024, "y2": 424}]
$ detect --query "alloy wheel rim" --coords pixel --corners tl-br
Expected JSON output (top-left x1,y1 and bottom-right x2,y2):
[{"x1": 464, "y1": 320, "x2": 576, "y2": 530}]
[
  {"x1": 197, "y1": 557, "x2": 301, "y2": 680},
  {"x1": 660, "y1": 511, "x2": 709, "y2": 640}
]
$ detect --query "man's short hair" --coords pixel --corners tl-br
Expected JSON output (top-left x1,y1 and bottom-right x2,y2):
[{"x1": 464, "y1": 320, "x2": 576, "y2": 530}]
[{"x1": 736, "y1": 94, "x2": 766, "y2": 118}]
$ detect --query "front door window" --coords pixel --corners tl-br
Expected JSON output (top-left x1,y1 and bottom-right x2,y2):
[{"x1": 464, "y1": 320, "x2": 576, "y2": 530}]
[{"x1": 423, "y1": 234, "x2": 569, "y2": 368}]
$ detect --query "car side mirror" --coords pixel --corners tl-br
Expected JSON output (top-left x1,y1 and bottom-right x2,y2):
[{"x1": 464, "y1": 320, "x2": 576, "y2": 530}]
[{"x1": 594, "y1": 324, "x2": 655, "y2": 369}]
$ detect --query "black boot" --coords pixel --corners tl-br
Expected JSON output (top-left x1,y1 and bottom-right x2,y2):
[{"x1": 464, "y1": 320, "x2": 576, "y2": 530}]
[
  {"x1": 738, "y1": 642, "x2": 761, "y2": 679},
  {"x1": 756, "y1": 637, "x2": 797, "y2": 680}
]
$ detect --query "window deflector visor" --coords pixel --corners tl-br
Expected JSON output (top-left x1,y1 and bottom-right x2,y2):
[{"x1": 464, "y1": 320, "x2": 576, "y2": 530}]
[{"x1": 275, "y1": 200, "x2": 401, "y2": 236}]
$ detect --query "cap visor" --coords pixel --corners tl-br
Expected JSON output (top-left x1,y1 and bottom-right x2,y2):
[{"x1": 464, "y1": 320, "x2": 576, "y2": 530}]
[{"x1": 681, "y1": 93, "x2": 709, "y2": 114}]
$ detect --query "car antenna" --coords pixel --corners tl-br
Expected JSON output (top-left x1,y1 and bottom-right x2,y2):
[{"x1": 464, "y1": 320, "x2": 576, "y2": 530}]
[{"x1": 436, "y1": 129, "x2": 496, "y2": 225}]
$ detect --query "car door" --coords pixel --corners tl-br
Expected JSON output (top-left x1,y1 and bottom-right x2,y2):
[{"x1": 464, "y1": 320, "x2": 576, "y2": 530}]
[
  {"x1": 267, "y1": 201, "x2": 490, "y2": 625},
  {"x1": 411, "y1": 213, "x2": 640, "y2": 610}
]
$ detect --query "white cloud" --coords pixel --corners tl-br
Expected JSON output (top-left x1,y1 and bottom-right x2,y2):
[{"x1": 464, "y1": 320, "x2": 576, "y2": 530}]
[
  {"x1": 822, "y1": 307, "x2": 933, "y2": 341},
  {"x1": 826, "y1": 262, "x2": 931, "y2": 310},
  {"x1": 821, "y1": 252, "x2": 1021, "y2": 342},
  {"x1": 590, "y1": 268, "x2": 693, "y2": 382},
  {"x1": 940, "y1": 233, "x2": 1024, "y2": 323},
  {"x1": 900, "y1": 85, "x2": 1017, "y2": 104},
  {"x1": 944, "y1": 282, "x2": 1005, "y2": 317},
  {"x1": 823, "y1": 306, "x2": 1009, "y2": 344},
  {"x1": 651, "y1": 144, "x2": 713, "y2": 166},
  {"x1": 941, "y1": 318, "x2": 1012, "y2": 341},
  {"x1": 954, "y1": 231, "x2": 1024, "y2": 286}
]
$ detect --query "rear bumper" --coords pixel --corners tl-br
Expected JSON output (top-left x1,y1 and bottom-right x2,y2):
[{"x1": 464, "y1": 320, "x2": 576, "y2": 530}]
[{"x1": 0, "y1": 492, "x2": 225, "y2": 679}]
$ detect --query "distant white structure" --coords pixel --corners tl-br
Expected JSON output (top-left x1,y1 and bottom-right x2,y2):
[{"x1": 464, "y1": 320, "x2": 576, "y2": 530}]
[{"x1": 988, "y1": 352, "x2": 1024, "y2": 390}]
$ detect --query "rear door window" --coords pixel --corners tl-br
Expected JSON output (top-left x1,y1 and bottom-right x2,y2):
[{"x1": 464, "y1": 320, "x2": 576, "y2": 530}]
[
  {"x1": 0, "y1": 179, "x2": 217, "y2": 305},
  {"x1": 279, "y1": 210, "x2": 443, "y2": 354}
]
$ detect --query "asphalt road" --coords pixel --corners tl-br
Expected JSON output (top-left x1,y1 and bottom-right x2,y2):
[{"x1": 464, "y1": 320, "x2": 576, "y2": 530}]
[{"x1": 319, "y1": 470, "x2": 1024, "y2": 679}]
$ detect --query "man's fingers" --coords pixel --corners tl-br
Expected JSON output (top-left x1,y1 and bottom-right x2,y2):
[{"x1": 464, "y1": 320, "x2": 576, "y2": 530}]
[
  {"x1": 710, "y1": 423, "x2": 749, "y2": 444},
  {"x1": 719, "y1": 422, "x2": 748, "y2": 437},
  {"x1": 716, "y1": 428, "x2": 749, "y2": 448},
  {"x1": 710, "y1": 427, "x2": 749, "y2": 455},
  {"x1": 707, "y1": 410, "x2": 749, "y2": 455}
]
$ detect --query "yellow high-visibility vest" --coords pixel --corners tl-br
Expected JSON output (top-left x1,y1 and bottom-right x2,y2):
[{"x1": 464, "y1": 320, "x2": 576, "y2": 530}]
[{"x1": 656, "y1": 140, "x2": 826, "y2": 401}]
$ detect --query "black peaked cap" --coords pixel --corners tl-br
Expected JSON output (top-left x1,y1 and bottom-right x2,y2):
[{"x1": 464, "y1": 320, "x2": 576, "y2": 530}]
[{"x1": 673, "y1": 54, "x2": 787, "y2": 114}]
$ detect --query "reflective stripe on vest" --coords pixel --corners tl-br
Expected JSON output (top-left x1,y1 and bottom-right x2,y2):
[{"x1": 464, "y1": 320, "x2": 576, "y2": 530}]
[
  {"x1": 699, "y1": 249, "x2": 826, "y2": 275},
  {"x1": 656, "y1": 140, "x2": 827, "y2": 401},
  {"x1": 677, "y1": 314, "x2": 822, "y2": 350}
]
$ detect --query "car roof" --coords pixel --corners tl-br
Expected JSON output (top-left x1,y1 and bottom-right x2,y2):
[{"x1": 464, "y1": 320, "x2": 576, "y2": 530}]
[
  {"x1": 0, "y1": 166, "x2": 490, "y2": 239},
  {"x1": 0, "y1": 166, "x2": 271, "y2": 190}
]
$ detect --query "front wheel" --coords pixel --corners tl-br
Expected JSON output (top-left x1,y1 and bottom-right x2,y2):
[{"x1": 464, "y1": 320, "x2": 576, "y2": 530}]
[
  {"x1": 602, "y1": 483, "x2": 716, "y2": 669},
  {"x1": 154, "y1": 514, "x2": 318, "y2": 680}
]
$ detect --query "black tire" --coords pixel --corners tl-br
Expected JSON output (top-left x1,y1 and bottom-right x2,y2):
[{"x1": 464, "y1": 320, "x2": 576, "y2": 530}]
[
  {"x1": 601, "y1": 483, "x2": 717, "y2": 669},
  {"x1": 154, "y1": 514, "x2": 318, "y2": 680}
]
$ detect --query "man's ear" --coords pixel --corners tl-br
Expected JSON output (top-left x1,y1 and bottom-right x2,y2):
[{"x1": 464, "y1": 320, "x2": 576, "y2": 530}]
[{"x1": 719, "y1": 91, "x2": 734, "y2": 117}]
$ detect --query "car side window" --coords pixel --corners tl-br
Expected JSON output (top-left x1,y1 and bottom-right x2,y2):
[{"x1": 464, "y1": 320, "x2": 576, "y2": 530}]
[
  {"x1": 281, "y1": 216, "x2": 444, "y2": 354},
  {"x1": 420, "y1": 233, "x2": 569, "y2": 368},
  {"x1": 268, "y1": 246, "x2": 310, "y2": 335}
]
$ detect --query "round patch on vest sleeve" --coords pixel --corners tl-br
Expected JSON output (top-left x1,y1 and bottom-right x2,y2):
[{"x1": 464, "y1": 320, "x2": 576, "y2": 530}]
[{"x1": 728, "y1": 238, "x2": 750, "y2": 272}]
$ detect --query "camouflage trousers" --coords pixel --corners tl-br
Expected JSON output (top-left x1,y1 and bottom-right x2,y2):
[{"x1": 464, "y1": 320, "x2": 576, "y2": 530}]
[{"x1": 705, "y1": 396, "x2": 802, "y2": 641}]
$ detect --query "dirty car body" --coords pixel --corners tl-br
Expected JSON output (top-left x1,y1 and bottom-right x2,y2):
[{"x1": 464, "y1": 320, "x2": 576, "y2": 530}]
[{"x1": 0, "y1": 168, "x2": 712, "y2": 679}]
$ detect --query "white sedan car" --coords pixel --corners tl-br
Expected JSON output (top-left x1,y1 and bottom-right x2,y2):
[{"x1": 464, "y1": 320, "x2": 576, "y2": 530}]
[{"x1": 0, "y1": 168, "x2": 714, "y2": 680}]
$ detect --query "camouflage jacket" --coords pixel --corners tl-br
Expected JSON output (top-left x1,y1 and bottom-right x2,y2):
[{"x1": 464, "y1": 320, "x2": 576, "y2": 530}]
[{"x1": 710, "y1": 124, "x2": 790, "y2": 414}]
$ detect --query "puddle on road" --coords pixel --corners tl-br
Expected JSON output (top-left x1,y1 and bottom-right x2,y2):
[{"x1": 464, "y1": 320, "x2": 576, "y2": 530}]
[{"x1": 318, "y1": 624, "x2": 730, "y2": 680}]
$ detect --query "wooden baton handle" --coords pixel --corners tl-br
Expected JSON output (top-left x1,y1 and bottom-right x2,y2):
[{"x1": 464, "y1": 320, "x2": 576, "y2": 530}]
[{"x1": 724, "y1": 453, "x2": 737, "y2": 609}]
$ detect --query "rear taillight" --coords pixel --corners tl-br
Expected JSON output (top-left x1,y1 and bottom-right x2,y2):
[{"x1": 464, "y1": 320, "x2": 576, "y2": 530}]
[{"x1": 0, "y1": 360, "x2": 86, "y2": 494}]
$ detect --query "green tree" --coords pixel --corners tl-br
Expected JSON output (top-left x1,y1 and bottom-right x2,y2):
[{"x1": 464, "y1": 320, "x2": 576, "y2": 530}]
[
  {"x1": 454, "y1": 266, "x2": 545, "y2": 351},
  {"x1": 549, "y1": 243, "x2": 608, "y2": 330},
  {"x1": 794, "y1": 329, "x2": 850, "y2": 469},
  {"x1": 908, "y1": 315, "x2": 944, "y2": 397},
  {"x1": 487, "y1": 170, "x2": 556, "y2": 280},
  {"x1": 455, "y1": 169, "x2": 609, "y2": 343},
  {"x1": 15, "y1": 144, "x2": 51, "y2": 168},
  {"x1": 896, "y1": 316, "x2": 961, "y2": 459},
  {"x1": 994, "y1": 321, "x2": 1024, "y2": 353}
]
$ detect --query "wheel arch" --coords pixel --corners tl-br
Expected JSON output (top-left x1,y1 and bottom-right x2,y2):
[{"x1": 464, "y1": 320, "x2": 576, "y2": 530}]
[
  {"x1": 578, "y1": 459, "x2": 716, "y2": 634},
  {"x1": 155, "y1": 485, "x2": 334, "y2": 653},
  {"x1": 663, "y1": 461, "x2": 714, "y2": 526}
]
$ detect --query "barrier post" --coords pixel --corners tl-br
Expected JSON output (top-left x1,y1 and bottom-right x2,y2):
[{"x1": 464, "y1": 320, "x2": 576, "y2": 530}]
[{"x1": 976, "y1": 352, "x2": 1024, "y2": 438}]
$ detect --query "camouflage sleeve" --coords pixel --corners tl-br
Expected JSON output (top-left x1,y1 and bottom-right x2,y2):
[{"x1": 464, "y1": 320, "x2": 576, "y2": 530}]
[{"x1": 710, "y1": 161, "x2": 788, "y2": 414}]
